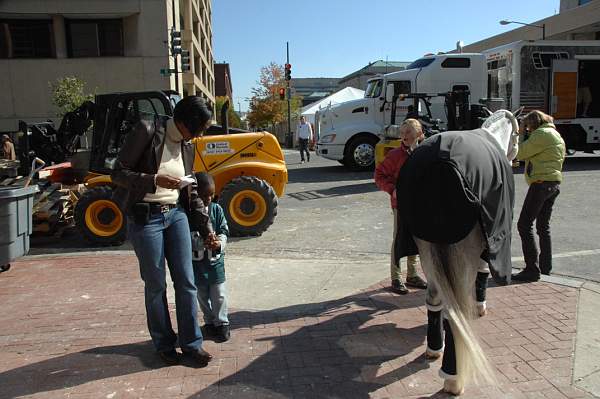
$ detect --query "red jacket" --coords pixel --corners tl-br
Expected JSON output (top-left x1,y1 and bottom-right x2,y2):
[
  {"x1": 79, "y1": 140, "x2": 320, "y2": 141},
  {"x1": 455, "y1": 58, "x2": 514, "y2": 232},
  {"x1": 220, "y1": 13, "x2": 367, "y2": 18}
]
[{"x1": 374, "y1": 145, "x2": 410, "y2": 209}]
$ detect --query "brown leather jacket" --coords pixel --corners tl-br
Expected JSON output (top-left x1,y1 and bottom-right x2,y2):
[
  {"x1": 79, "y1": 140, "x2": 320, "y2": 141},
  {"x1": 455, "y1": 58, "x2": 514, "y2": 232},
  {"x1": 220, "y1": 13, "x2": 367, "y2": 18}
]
[{"x1": 111, "y1": 118, "x2": 213, "y2": 237}]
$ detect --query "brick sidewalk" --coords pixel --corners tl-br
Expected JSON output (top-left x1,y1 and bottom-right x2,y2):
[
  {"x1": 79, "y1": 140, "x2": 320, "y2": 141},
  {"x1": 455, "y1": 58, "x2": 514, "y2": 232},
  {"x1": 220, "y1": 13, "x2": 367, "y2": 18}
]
[{"x1": 0, "y1": 254, "x2": 591, "y2": 399}]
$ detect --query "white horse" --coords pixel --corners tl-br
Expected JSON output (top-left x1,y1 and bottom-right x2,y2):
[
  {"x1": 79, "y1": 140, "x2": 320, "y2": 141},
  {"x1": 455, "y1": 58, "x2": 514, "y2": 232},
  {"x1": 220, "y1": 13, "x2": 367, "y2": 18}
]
[{"x1": 396, "y1": 110, "x2": 519, "y2": 395}]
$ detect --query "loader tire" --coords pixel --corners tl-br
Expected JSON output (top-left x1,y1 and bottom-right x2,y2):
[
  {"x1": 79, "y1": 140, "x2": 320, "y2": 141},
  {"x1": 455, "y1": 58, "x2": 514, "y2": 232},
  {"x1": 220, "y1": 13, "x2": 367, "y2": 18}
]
[
  {"x1": 74, "y1": 186, "x2": 126, "y2": 246},
  {"x1": 219, "y1": 176, "x2": 277, "y2": 237}
]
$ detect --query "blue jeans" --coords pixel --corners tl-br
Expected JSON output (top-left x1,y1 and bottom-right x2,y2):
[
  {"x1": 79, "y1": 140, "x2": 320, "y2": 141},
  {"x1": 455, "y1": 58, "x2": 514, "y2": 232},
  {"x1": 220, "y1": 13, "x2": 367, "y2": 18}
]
[
  {"x1": 196, "y1": 281, "x2": 229, "y2": 326},
  {"x1": 128, "y1": 207, "x2": 203, "y2": 353}
]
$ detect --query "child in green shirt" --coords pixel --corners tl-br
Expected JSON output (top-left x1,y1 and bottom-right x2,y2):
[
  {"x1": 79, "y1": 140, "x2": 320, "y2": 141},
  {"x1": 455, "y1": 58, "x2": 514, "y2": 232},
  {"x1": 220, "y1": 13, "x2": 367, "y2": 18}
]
[{"x1": 191, "y1": 172, "x2": 230, "y2": 342}]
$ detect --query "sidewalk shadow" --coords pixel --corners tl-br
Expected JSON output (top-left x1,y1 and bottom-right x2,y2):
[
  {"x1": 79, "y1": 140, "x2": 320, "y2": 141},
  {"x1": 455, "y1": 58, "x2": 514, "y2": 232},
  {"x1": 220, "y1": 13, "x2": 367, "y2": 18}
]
[
  {"x1": 189, "y1": 287, "x2": 433, "y2": 398},
  {"x1": 0, "y1": 341, "x2": 160, "y2": 398},
  {"x1": 0, "y1": 288, "x2": 431, "y2": 399}
]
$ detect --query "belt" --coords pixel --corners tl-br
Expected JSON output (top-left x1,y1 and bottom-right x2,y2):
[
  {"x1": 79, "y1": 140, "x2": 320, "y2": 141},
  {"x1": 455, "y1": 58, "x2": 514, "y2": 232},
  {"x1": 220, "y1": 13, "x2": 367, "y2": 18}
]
[{"x1": 147, "y1": 203, "x2": 178, "y2": 214}]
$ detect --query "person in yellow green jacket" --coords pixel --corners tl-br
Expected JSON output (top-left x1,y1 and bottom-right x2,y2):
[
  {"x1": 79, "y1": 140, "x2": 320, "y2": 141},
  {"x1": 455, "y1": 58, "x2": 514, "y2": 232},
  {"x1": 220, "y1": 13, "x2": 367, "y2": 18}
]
[{"x1": 513, "y1": 110, "x2": 566, "y2": 282}]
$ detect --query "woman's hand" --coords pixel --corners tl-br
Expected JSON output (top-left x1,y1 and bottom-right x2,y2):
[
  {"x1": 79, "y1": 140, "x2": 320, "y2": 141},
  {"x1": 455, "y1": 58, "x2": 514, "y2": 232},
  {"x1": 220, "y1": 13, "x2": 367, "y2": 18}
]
[{"x1": 155, "y1": 174, "x2": 181, "y2": 189}]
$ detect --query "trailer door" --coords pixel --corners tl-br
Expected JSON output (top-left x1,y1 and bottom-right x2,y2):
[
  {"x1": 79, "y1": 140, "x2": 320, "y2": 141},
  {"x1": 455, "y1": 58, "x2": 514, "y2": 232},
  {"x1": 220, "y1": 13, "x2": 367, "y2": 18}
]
[{"x1": 551, "y1": 59, "x2": 578, "y2": 119}]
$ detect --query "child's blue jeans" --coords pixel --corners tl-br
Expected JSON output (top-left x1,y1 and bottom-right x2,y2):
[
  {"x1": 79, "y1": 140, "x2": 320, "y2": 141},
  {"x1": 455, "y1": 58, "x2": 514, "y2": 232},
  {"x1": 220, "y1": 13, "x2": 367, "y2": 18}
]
[{"x1": 197, "y1": 282, "x2": 229, "y2": 326}]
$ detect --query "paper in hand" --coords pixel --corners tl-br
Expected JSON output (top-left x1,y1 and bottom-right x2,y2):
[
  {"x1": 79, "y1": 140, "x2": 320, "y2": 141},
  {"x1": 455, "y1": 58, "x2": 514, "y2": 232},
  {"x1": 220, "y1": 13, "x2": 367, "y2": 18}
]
[{"x1": 179, "y1": 175, "x2": 196, "y2": 189}]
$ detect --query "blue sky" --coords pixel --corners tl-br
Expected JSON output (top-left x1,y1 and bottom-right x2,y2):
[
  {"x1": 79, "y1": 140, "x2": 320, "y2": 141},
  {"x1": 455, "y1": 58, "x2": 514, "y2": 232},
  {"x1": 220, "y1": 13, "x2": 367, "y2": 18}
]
[{"x1": 213, "y1": 0, "x2": 559, "y2": 112}]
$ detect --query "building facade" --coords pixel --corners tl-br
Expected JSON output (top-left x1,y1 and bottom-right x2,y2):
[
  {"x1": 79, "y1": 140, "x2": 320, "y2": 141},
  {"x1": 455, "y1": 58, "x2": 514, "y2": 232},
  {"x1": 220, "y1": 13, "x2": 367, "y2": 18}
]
[
  {"x1": 214, "y1": 63, "x2": 232, "y2": 99},
  {"x1": 290, "y1": 77, "x2": 339, "y2": 107},
  {"x1": 461, "y1": 0, "x2": 600, "y2": 53},
  {"x1": 0, "y1": 0, "x2": 214, "y2": 132},
  {"x1": 338, "y1": 61, "x2": 410, "y2": 91}
]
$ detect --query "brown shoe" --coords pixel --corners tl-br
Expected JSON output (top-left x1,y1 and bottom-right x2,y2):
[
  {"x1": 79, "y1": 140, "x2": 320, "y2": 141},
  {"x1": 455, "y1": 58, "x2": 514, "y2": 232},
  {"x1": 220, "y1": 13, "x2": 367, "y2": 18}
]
[
  {"x1": 406, "y1": 275, "x2": 427, "y2": 289},
  {"x1": 183, "y1": 348, "x2": 213, "y2": 367},
  {"x1": 391, "y1": 279, "x2": 409, "y2": 295}
]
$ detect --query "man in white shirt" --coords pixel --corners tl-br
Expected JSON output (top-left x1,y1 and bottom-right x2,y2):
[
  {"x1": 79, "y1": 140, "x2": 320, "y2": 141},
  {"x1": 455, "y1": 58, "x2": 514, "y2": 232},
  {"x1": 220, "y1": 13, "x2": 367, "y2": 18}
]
[{"x1": 297, "y1": 115, "x2": 313, "y2": 163}]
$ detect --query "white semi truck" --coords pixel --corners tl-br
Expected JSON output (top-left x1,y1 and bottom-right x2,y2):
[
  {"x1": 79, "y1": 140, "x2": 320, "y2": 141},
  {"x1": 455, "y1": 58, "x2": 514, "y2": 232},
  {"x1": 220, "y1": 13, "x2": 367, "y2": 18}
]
[
  {"x1": 317, "y1": 40, "x2": 600, "y2": 170},
  {"x1": 316, "y1": 53, "x2": 487, "y2": 170}
]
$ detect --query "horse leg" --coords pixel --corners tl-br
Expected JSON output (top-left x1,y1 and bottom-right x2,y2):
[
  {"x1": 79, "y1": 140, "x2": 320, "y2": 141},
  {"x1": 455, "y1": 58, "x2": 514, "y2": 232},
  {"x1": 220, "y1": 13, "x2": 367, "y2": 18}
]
[
  {"x1": 441, "y1": 318, "x2": 464, "y2": 396},
  {"x1": 476, "y1": 263, "x2": 490, "y2": 317},
  {"x1": 425, "y1": 282, "x2": 444, "y2": 359},
  {"x1": 415, "y1": 225, "x2": 495, "y2": 395},
  {"x1": 417, "y1": 242, "x2": 444, "y2": 359}
]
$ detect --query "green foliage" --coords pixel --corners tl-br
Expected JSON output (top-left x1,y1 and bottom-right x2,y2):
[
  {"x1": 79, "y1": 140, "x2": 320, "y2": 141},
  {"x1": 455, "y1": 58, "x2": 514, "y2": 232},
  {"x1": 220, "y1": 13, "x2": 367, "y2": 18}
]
[
  {"x1": 49, "y1": 77, "x2": 95, "y2": 117},
  {"x1": 215, "y1": 96, "x2": 241, "y2": 128},
  {"x1": 247, "y1": 62, "x2": 302, "y2": 129}
]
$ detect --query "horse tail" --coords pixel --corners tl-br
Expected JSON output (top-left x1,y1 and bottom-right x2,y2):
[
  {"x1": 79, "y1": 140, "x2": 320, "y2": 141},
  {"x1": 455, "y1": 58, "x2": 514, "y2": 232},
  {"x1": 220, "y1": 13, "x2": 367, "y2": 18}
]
[{"x1": 421, "y1": 231, "x2": 496, "y2": 389}]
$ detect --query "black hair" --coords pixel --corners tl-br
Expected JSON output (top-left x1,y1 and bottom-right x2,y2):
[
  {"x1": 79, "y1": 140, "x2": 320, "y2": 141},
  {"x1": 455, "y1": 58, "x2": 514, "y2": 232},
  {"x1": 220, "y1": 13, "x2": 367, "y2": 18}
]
[
  {"x1": 173, "y1": 96, "x2": 213, "y2": 137},
  {"x1": 194, "y1": 172, "x2": 214, "y2": 192}
]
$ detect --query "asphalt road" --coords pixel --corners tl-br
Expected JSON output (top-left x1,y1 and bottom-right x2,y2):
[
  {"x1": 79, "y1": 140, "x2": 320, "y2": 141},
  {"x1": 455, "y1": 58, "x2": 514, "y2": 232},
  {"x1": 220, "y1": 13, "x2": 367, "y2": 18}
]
[{"x1": 29, "y1": 149, "x2": 600, "y2": 283}]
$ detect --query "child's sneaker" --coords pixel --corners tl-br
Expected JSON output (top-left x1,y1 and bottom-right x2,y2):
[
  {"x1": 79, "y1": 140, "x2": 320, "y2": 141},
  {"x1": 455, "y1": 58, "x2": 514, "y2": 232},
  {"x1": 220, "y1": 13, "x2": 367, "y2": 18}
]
[{"x1": 216, "y1": 325, "x2": 230, "y2": 342}]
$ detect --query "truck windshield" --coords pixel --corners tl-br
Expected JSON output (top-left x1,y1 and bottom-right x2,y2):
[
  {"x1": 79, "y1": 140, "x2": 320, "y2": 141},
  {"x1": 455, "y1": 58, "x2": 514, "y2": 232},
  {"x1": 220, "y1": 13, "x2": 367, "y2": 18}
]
[
  {"x1": 365, "y1": 80, "x2": 383, "y2": 98},
  {"x1": 406, "y1": 58, "x2": 435, "y2": 69}
]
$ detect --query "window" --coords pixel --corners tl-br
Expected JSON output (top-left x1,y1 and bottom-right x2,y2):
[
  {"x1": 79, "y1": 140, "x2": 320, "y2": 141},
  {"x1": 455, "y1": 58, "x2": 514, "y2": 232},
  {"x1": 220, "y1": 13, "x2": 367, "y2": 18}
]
[
  {"x1": 406, "y1": 57, "x2": 435, "y2": 69},
  {"x1": 364, "y1": 79, "x2": 383, "y2": 98},
  {"x1": 0, "y1": 19, "x2": 54, "y2": 58},
  {"x1": 392, "y1": 80, "x2": 411, "y2": 95},
  {"x1": 531, "y1": 52, "x2": 569, "y2": 69},
  {"x1": 579, "y1": 0, "x2": 592, "y2": 5},
  {"x1": 442, "y1": 57, "x2": 471, "y2": 68},
  {"x1": 66, "y1": 19, "x2": 123, "y2": 57}
]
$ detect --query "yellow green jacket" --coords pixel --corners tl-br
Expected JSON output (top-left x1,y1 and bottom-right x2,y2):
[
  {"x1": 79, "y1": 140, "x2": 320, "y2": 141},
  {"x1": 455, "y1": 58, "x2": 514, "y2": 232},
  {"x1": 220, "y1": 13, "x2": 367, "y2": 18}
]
[{"x1": 517, "y1": 123, "x2": 565, "y2": 185}]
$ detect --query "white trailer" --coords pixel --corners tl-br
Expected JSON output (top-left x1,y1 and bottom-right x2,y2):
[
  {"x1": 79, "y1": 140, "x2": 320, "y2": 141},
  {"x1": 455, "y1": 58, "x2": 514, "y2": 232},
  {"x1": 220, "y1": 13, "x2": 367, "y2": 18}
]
[{"x1": 483, "y1": 40, "x2": 600, "y2": 152}]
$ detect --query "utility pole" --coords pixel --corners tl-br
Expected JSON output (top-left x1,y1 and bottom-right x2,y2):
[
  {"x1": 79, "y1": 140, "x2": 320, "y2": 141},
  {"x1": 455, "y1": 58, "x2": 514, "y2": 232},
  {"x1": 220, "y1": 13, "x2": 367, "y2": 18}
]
[
  {"x1": 286, "y1": 42, "x2": 292, "y2": 148},
  {"x1": 171, "y1": 0, "x2": 179, "y2": 93}
]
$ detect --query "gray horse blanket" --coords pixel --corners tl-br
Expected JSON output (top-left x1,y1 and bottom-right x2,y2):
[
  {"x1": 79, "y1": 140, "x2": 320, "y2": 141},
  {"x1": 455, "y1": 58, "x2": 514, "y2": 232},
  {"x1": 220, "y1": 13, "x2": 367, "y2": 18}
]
[{"x1": 394, "y1": 130, "x2": 514, "y2": 284}]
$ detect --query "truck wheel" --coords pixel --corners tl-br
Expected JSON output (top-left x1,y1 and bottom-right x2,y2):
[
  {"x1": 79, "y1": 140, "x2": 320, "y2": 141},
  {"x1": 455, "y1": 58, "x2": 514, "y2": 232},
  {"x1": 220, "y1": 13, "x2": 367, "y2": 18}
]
[
  {"x1": 344, "y1": 136, "x2": 378, "y2": 171},
  {"x1": 74, "y1": 186, "x2": 126, "y2": 246},
  {"x1": 219, "y1": 176, "x2": 277, "y2": 237}
]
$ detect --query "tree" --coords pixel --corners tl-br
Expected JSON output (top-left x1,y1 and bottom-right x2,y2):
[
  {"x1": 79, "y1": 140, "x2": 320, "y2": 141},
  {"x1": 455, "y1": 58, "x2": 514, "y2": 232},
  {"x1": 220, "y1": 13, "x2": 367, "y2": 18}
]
[
  {"x1": 49, "y1": 77, "x2": 95, "y2": 117},
  {"x1": 246, "y1": 62, "x2": 302, "y2": 129},
  {"x1": 215, "y1": 96, "x2": 241, "y2": 128}
]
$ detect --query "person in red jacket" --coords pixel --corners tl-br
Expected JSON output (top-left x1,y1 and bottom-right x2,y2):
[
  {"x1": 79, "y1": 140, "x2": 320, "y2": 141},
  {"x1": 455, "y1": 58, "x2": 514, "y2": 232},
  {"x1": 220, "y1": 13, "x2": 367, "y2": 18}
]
[{"x1": 374, "y1": 119, "x2": 427, "y2": 294}]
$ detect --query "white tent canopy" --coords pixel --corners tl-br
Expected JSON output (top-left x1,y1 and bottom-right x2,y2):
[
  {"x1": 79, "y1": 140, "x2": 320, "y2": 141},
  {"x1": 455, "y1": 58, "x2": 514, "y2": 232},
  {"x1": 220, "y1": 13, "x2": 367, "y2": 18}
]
[{"x1": 301, "y1": 87, "x2": 365, "y2": 124}]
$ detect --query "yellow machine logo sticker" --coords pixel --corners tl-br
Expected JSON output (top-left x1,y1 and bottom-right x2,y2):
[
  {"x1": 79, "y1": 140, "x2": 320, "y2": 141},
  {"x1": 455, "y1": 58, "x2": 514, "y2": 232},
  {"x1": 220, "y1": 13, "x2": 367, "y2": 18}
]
[{"x1": 203, "y1": 141, "x2": 235, "y2": 156}]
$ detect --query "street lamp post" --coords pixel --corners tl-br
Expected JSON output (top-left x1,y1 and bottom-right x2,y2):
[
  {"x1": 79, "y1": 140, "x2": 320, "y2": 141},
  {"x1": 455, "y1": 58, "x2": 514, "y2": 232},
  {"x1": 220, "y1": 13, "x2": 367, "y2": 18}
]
[
  {"x1": 499, "y1": 20, "x2": 546, "y2": 40},
  {"x1": 500, "y1": 19, "x2": 546, "y2": 40}
]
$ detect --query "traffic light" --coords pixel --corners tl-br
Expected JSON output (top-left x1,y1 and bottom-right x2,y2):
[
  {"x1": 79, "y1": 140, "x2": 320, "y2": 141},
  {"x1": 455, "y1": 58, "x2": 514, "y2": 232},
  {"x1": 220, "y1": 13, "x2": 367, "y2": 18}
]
[
  {"x1": 284, "y1": 63, "x2": 291, "y2": 81},
  {"x1": 170, "y1": 30, "x2": 182, "y2": 55},
  {"x1": 181, "y1": 49, "x2": 190, "y2": 72},
  {"x1": 279, "y1": 87, "x2": 285, "y2": 100}
]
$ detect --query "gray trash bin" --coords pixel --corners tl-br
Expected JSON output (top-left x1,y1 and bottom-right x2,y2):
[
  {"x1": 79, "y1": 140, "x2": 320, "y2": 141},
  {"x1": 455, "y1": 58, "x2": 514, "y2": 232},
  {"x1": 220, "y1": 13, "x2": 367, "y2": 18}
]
[{"x1": 0, "y1": 185, "x2": 38, "y2": 271}]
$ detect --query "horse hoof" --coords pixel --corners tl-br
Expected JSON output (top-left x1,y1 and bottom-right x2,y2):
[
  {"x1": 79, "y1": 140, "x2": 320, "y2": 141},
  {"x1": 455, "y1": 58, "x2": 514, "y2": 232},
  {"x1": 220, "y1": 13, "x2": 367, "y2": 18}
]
[
  {"x1": 443, "y1": 379, "x2": 464, "y2": 396},
  {"x1": 477, "y1": 303, "x2": 487, "y2": 317},
  {"x1": 425, "y1": 348, "x2": 442, "y2": 360}
]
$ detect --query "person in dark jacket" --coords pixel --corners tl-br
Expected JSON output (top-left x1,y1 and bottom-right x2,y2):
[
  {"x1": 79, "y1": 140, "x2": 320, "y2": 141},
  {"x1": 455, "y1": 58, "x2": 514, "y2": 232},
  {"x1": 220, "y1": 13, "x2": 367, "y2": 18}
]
[
  {"x1": 111, "y1": 96, "x2": 214, "y2": 367},
  {"x1": 191, "y1": 172, "x2": 231, "y2": 343}
]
